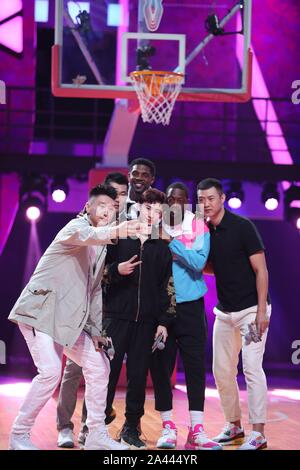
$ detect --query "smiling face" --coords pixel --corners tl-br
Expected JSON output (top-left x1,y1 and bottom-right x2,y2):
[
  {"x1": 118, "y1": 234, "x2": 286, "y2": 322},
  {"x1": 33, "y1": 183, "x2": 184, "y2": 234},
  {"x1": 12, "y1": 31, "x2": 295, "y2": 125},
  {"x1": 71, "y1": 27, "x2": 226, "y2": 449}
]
[
  {"x1": 197, "y1": 186, "x2": 225, "y2": 221},
  {"x1": 128, "y1": 164, "x2": 155, "y2": 196},
  {"x1": 85, "y1": 195, "x2": 117, "y2": 227}
]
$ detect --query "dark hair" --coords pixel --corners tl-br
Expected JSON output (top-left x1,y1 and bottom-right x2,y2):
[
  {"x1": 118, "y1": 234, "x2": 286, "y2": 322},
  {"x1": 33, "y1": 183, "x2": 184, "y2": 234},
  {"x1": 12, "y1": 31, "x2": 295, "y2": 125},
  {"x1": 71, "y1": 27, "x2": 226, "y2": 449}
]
[
  {"x1": 89, "y1": 184, "x2": 117, "y2": 200},
  {"x1": 197, "y1": 178, "x2": 224, "y2": 195},
  {"x1": 166, "y1": 182, "x2": 189, "y2": 199},
  {"x1": 129, "y1": 158, "x2": 156, "y2": 177},
  {"x1": 104, "y1": 172, "x2": 128, "y2": 188},
  {"x1": 141, "y1": 188, "x2": 166, "y2": 205}
]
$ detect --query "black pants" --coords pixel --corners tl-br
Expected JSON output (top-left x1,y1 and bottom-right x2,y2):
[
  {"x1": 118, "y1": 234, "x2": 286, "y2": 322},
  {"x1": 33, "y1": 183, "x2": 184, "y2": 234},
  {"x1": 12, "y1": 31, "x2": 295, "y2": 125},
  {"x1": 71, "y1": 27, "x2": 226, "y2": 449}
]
[
  {"x1": 150, "y1": 297, "x2": 207, "y2": 411},
  {"x1": 103, "y1": 317, "x2": 156, "y2": 426}
]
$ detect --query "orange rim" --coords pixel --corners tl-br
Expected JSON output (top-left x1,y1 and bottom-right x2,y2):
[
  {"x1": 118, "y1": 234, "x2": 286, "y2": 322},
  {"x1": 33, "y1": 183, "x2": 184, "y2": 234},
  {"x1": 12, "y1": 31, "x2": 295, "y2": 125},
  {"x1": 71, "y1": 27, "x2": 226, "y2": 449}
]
[
  {"x1": 130, "y1": 70, "x2": 184, "y2": 97},
  {"x1": 130, "y1": 70, "x2": 184, "y2": 84}
]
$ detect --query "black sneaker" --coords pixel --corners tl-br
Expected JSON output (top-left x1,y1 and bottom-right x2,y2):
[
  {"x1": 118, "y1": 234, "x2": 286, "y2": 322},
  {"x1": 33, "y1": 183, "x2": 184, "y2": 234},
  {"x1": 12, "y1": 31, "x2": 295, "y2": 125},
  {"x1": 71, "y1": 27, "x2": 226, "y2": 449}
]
[
  {"x1": 120, "y1": 422, "x2": 147, "y2": 449},
  {"x1": 105, "y1": 406, "x2": 116, "y2": 425}
]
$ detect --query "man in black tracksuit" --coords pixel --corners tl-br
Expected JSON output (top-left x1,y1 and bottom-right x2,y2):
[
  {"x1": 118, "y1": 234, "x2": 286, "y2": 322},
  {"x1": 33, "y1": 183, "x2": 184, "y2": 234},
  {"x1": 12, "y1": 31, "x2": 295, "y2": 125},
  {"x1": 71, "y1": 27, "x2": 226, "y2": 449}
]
[{"x1": 102, "y1": 188, "x2": 174, "y2": 449}]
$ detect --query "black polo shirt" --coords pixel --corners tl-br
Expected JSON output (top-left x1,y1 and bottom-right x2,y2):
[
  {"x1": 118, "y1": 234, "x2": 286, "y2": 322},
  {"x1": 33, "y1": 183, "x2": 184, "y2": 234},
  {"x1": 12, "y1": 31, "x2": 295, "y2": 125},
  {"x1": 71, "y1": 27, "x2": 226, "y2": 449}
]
[{"x1": 209, "y1": 209, "x2": 270, "y2": 312}]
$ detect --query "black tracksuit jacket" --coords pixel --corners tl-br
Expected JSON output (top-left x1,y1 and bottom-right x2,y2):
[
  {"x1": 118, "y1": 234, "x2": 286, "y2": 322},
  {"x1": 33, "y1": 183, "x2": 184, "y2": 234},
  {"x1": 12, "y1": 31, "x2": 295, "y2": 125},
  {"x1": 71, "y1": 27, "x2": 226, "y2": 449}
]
[{"x1": 102, "y1": 236, "x2": 175, "y2": 327}]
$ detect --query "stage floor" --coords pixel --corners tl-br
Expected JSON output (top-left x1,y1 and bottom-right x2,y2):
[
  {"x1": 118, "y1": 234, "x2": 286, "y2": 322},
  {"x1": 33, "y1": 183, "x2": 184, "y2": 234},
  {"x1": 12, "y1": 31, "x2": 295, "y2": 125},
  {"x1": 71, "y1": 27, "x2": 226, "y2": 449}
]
[{"x1": 1, "y1": 380, "x2": 299, "y2": 451}]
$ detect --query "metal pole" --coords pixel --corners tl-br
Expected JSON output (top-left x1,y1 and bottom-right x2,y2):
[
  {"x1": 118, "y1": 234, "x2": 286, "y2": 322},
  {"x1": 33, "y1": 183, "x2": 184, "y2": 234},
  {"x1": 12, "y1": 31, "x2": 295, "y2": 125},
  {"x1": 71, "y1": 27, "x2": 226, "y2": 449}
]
[{"x1": 174, "y1": 2, "x2": 241, "y2": 72}]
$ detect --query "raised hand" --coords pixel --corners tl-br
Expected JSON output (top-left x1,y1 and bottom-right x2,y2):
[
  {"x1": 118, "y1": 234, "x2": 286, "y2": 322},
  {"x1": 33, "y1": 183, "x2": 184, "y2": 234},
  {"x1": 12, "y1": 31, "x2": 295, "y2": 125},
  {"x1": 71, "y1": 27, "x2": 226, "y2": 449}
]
[{"x1": 118, "y1": 255, "x2": 142, "y2": 275}]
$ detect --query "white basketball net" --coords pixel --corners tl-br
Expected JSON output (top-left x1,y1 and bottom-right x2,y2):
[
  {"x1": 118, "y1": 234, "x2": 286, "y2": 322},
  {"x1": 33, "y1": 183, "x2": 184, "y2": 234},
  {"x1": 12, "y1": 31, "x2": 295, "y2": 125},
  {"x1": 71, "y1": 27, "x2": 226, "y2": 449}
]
[{"x1": 130, "y1": 71, "x2": 184, "y2": 126}]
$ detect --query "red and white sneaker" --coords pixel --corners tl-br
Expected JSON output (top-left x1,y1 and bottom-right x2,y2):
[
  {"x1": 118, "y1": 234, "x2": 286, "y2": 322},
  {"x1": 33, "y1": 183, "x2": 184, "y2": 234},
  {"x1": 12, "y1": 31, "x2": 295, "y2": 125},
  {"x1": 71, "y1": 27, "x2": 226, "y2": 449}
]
[
  {"x1": 213, "y1": 423, "x2": 245, "y2": 446},
  {"x1": 185, "y1": 424, "x2": 223, "y2": 451},
  {"x1": 237, "y1": 431, "x2": 267, "y2": 450},
  {"x1": 156, "y1": 421, "x2": 177, "y2": 449}
]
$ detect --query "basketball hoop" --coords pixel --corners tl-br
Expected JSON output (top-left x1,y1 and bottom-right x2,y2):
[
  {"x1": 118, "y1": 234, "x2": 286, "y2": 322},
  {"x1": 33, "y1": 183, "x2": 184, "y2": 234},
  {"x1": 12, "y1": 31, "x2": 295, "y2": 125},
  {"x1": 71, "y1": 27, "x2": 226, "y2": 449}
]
[{"x1": 130, "y1": 70, "x2": 184, "y2": 126}]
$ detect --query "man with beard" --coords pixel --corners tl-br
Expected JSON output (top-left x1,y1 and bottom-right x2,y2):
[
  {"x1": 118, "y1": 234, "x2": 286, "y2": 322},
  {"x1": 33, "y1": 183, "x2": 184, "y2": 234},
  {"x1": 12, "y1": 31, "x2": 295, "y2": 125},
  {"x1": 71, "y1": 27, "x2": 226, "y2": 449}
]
[{"x1": 150, "y1": 183, "x2": 221, "y2": 451}]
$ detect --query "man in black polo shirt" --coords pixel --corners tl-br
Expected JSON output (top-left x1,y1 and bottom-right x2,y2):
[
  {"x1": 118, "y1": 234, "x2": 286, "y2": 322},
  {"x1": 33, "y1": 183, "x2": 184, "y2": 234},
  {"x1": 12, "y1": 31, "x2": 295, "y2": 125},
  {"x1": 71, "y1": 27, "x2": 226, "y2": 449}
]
[{"x1": 197, "y1": 178, "x2": 271, "y2": 451}]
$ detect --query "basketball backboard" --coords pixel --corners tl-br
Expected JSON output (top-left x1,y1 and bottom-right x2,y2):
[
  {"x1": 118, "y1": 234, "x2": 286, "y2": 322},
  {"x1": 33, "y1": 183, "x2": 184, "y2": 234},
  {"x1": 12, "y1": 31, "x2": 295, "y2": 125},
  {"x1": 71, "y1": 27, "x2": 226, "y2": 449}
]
[{"x1": 52, "y1": 0, "x2": 252, "y2": 102}]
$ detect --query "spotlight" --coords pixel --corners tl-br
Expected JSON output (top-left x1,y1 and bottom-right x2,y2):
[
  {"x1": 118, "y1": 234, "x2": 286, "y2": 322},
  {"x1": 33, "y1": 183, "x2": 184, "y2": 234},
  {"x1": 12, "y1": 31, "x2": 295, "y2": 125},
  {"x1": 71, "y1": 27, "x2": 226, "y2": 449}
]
[
  {"x1": 51, "y1": 177, "x2": 69, "y2": 203},
  {"x1": 20, "y1": 175, "x2": 48, "y2": 222},
  {"x1": 284, "y1": 184, "x2": 300, "y2": 229},
  {"x1": 262, "y1": 183, "x2": 280, "y2": 211},
  {"x1": 285, "y1": 208, "x2": 300, "y2": 231},
  {"x1": 226, "y1": 182, "x2": 244, "y2": 210},
  {"x1": 25, "y1": 199, "x2": 42, "y2": 222}
]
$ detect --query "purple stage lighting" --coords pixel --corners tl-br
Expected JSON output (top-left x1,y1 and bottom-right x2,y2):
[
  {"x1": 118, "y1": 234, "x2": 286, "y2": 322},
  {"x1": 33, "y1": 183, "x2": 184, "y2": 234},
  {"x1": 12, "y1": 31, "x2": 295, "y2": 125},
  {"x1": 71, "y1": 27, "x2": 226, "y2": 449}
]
[
  {"x1": 262, "y1": 183, "x2": 280, "y2": 211},
  {"x1": 265, "y1": 198, "x2": 279, "y2": 211},
  {"x1": 226, "y1": 182, "x2": 244, "y2": 210},
  {"x1": 26, "y1": 205, "x2": 41, "y2": 222},
  {"x1": 284, "y1": 186, "x2": 300, "y2": 229},
  {"x1": 228, "y1": 196, "x2": 242, "y2": 210},
  {"x1": 51, "y1": 178, "x2": 69, "y2": 204},
  {"x1": 20, "y1": 175, "x2": 48, "y2": 222},
  {"x1": 52, "y1": 188, "x2": 67, "y2": 203}
]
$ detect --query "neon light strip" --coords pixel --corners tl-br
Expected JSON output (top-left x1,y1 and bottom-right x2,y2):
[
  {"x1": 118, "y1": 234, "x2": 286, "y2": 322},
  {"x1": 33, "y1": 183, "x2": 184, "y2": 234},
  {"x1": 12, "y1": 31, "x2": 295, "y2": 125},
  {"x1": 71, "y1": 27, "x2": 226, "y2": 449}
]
[
  {"x1": 236, "y1": 16, "x2": 293, "y2": 195},
  {"x1": 116, "y1": 0, "x2": 129, "y2": 86}
]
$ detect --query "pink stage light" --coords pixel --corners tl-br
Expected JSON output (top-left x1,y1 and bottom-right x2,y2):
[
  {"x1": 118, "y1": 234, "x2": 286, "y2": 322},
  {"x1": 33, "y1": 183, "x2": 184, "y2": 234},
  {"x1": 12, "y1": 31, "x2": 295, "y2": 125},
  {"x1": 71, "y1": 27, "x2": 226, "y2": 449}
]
[
  {"x1": 236, "y1": 16, "x2": 293, "y2": 194},
  {"x1": 0, "y1": 382, "x2": 31, "y2": 398},
  {"x1": 297, "y1": 218, "x2": 300, "y2": 230},
  {"x1": 0, "y1": 0, "x2": 22, "y2": 23},
  {"x1": 26, "y1": 206, "x2": 41, "y2": 222},
  {"x1": 0, "y1": 15, "x2": 23, "y2": 54},
  {"x1": 116, "y1": 0, "x2": 129, "y2": 86}
]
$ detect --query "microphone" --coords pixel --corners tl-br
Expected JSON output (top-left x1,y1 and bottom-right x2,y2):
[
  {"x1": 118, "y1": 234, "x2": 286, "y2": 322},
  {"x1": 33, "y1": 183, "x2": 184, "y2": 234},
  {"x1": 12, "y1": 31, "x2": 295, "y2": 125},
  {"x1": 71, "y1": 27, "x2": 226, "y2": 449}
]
[
  {"x1": 245, "y1": 323, "x2": 262, "y2": 345},
  {"x1": 98, "y1": 337, "x2": 115, "y2": 360},
  {"x1": 152, "y1": 332, "x2": 165, "y2": 353}
]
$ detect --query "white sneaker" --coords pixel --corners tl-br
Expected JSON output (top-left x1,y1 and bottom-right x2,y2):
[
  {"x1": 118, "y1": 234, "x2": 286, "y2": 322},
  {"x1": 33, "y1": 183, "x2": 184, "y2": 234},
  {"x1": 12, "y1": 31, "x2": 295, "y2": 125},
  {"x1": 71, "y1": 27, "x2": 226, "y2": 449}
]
[
  {"x1": 237, "y1": 431, "x2": 267, "y2": 450},
  {"x1": 84, "y1": 429, "x2": 129, "y2": 451},
  {"x1": 9, "y1": 433, "x2": 40, "y2": 450},
  {"x1": 57, "y1": 428, "x2": 74, "y2": 448},
  {"x1": 213, "y1": 423, "x2": 245, "y2": 445},
  {"x1": 156, "y1": 421, "x2": 177, "y2": 449}
]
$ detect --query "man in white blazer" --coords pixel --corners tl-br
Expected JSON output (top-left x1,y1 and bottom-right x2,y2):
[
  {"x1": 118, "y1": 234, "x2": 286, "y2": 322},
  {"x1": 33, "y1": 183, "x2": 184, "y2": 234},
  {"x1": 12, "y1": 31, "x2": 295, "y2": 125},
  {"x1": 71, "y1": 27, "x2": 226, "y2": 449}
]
[{"x1": 8, "y1": 184, "x2": 139, "y2": 451}]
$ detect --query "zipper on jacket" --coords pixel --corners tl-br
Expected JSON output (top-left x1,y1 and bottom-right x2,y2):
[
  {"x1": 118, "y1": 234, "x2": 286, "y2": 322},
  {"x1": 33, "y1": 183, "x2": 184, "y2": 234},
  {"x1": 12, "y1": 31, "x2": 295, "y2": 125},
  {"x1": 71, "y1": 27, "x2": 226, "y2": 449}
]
[{"x1": 135, "y1": 242, "x2": 144, "y2": 322}]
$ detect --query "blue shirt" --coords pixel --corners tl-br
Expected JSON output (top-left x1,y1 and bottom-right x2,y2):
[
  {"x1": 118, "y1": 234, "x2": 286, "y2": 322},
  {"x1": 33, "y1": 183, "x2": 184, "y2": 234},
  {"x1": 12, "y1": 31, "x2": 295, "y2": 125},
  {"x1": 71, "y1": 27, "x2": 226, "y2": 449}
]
[{"x1": 168, "y1": 216, "x2": 210, "y2": 304}]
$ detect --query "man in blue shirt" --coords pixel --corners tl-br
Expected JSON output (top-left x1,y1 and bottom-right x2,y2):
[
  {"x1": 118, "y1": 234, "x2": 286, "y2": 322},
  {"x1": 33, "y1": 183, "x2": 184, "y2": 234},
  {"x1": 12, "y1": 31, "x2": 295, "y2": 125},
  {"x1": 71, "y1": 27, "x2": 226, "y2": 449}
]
[{"x1": 150, "y1": 182, "x2": 222, "y2": 451}]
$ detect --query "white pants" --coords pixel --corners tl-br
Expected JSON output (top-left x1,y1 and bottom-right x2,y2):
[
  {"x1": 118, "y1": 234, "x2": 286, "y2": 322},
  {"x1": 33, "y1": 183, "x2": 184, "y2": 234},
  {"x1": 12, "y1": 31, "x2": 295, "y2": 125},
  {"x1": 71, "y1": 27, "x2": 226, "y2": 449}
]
[
  {"x1": 212, "y1": 304, "x2": 271, "y2": 425},
  {"x1": 12, "y1": 323, "x2": 110, "y2": 435}
]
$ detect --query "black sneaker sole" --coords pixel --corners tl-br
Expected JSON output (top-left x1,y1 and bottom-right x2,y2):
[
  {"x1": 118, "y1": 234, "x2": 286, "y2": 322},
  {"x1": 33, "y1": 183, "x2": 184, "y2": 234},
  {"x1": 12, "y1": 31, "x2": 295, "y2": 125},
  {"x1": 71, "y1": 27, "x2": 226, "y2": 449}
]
[
  {"x1": 121, "y1": 438, "x2": 147, "y2": 450},
  {"x1": 57, "y1": 441, "x2": 74, "y2": 449},
  {"x1": 216, "y1": 433, "x2": 245, "y2": 446}
]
